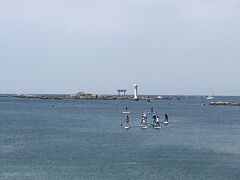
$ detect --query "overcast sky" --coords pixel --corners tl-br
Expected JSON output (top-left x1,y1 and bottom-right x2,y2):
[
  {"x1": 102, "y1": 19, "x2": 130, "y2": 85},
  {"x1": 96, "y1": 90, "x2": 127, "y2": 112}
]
[{"x1": 0, "y1": 0, "x2": 240, "y2": 95}]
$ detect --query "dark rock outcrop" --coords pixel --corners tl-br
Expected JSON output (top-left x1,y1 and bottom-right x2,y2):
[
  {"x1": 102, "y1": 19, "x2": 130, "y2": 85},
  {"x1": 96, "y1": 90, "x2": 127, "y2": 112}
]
[{"x1": 209, "y1": 102, "x2": 240, "y2": 106}]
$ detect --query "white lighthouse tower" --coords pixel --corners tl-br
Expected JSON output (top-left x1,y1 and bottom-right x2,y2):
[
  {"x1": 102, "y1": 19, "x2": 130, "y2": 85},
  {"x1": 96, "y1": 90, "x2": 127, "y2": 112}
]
[{"x1": 133, "y1": 84, "x2": 138, "y2": 100}]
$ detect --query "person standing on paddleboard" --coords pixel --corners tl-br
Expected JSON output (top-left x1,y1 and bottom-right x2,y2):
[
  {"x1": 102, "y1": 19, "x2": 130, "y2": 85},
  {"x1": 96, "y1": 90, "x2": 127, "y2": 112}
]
[
  {"x1": 156, "y1": 116, "x2": 160, "y2": 127},
  {"x1": 164, "y1": 113, "x2": 168, "y2": 122},
  {"x1": 125, "y1": 115, "x2": 130, "y2": 127},
  {"x1": 152, "y1": 114, "x2": 156, "y2": 124},
  {"x1": 141, "y1": 113, "x2": 147, "y2": 126},
  {"x1": 141, "y1": 113, "x2": 144, "y2": 125}
]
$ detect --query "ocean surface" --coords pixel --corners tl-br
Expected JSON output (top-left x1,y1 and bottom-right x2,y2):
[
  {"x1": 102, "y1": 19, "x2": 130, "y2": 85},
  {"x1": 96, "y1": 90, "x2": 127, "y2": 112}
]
[{"x1": 0, "y1": 96, "x2": 240, "y2": 180}]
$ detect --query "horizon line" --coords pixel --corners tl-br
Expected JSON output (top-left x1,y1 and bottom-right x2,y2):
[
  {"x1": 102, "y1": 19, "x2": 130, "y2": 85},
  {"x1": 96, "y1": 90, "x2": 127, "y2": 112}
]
[{"x1": 0, "y1": 93, "x2": 239, "y2": 97}]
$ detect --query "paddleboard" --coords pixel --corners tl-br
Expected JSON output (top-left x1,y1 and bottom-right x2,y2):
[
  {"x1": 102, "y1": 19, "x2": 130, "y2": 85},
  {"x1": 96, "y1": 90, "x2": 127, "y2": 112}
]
[
  {"x1": 163, "y1": 121, "x2": 169, "y2": 125},
  {"x1": 154, "y1": 126, "x2": 161, "y2": 129},
  {"x1": 122, "y1": 111, "x2": 130, "y2": 114},
  {"x1": 125, "y1": 126, "x2": 131, "y2": 129},
  {"x1": 141, "y1": 125, "x2": 148, "y2": 129}
]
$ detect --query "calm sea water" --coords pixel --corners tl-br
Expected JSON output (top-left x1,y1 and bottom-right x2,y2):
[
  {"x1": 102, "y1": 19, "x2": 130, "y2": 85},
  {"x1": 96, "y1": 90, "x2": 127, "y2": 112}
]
[{"x1": 0, "y1": 96, "x2": 240, "y2": 180}]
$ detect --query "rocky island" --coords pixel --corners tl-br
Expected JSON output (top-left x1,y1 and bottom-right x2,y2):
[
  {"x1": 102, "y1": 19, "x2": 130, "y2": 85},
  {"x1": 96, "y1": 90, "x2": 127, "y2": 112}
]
[{"x1": 12, "y1": 92, "x2": 178, "y2": 101}]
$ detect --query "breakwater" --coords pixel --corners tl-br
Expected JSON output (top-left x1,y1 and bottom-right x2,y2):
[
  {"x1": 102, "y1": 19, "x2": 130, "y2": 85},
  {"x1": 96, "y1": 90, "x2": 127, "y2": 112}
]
[{"x1": 209, "y1": 101, "x2": 240, "y2": 106}]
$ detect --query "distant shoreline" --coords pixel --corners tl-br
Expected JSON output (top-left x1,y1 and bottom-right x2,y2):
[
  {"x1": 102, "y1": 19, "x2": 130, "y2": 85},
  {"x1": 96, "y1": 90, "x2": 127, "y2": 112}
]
[
  {"x1": 7, "y1": 93, "x2": 180, "y2": 101},
  {"x1": 2, "y1": 94, "x2": 240, "y2": 106},
  {"x1": 1, "y1": 94, "x2": 240, "y2": 100},
  {"x1": 1, "y1": 94, "x2": 240, "y2": 97}
]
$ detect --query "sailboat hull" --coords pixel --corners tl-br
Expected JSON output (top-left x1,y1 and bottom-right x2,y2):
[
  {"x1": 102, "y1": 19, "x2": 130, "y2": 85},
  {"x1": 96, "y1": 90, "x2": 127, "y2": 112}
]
[{"x1": 206, "y1": 96, "x2": 214, "y2": 100}]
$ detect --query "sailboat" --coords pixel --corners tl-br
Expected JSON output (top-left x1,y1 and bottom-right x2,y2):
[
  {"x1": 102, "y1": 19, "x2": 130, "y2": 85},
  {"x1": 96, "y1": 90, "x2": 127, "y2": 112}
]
[
  {"x1": 206, "y1": 96, "x2": 214, "y2": 100},
  {"x1": 206, "y1": 89, "x2": 214, "y2": 100}
]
